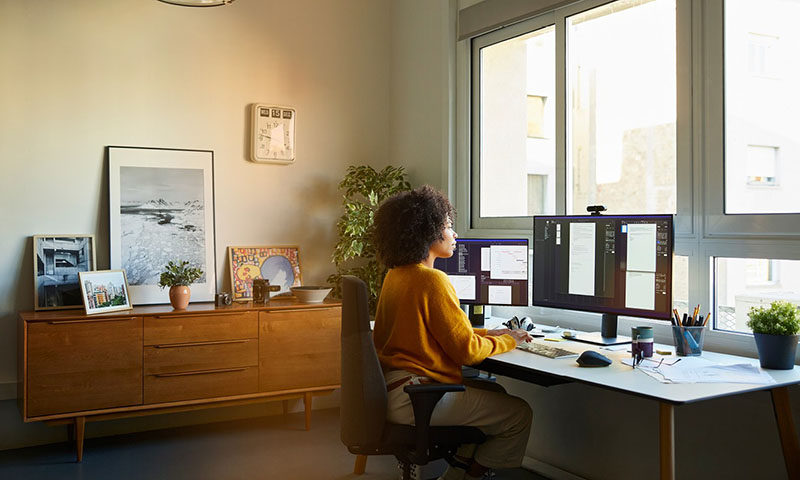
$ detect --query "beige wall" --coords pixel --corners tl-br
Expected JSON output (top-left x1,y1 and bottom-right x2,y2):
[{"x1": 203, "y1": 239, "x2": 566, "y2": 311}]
[{"x1": 0, "y1": 0, "x2": 391, "y2": 396}]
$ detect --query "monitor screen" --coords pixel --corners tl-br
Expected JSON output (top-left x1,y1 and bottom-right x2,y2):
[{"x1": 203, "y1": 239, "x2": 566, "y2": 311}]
[
  {"x1": 433, "y1": 238, "x2": 529, "y2": 306},
  {"x1": 533, "y1": 214, "x2": 673, "y2": 343}
]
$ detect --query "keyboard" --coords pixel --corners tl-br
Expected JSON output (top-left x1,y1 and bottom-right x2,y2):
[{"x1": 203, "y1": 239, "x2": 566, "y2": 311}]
[{"x1": 517, "y1": 342, "x2": 578, "y2": 359}]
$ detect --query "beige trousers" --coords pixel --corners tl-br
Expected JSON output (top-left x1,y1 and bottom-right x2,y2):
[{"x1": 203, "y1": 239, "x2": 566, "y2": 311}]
[{"x1": 384, "y1": 370, "x2": 533, "y2": 469}]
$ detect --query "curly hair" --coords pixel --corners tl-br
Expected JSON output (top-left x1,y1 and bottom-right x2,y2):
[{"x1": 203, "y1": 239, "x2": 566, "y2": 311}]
[{"x1": 373, "y1": 185, "x2": 455, "y2": 268}]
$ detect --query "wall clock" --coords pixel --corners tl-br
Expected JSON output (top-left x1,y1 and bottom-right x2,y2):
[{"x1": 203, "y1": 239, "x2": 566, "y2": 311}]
[{"x1": 250, "y1": 104, "x2": 295, "y2": 164}]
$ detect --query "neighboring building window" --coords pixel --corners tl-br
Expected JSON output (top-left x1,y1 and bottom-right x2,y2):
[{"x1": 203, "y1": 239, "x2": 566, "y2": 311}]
[
  {"x1": 725, "y1": 1, "x2": 800, "y2": 214},
  {"x1": 745, "y1": 145, "x2": 778, "y2": 186},
  {"x1": 747, "y1": 32, "x2": 778, "y2": 78}
]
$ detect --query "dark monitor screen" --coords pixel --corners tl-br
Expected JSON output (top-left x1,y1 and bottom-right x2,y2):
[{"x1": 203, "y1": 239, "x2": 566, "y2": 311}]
[
  {"x1": 433, "y1": 238, "x2": 529, "y2": 306},
  {"x1": 533, "y1": 215, "x2": 673, "y2": 343}
]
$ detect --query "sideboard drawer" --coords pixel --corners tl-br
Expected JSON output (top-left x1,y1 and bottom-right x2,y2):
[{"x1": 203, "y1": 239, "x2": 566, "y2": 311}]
[
  {"x1": 144, "y1": 339, "x2": 258, "y2": 375},
  {"x1": 144, "y1": 366, "x2": 259, "y2": 404},
  {"x1": 144, "y1": 311, "x2": 257, "y2": 345}
]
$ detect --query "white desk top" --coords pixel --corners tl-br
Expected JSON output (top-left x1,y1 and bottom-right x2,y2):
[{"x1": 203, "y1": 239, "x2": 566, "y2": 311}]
[{"x1": 480, "y1": 333, "x2": 800, "y2": 405}]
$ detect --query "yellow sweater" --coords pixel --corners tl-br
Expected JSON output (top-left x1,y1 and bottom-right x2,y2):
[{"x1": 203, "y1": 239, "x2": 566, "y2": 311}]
[{"x1": 373, "y1": 263, "x2": 516, "y2": 383}]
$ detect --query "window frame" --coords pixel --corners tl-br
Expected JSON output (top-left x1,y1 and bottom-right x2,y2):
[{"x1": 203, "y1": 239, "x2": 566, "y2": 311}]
[{"x1": 455, "y1": 0, "x2": 800, "y2": 357}]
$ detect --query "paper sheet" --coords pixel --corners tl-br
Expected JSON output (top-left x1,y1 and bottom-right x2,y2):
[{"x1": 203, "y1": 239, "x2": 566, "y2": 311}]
[{"x1": 623, "y1": 356, "x2": 776, "y2": 384}]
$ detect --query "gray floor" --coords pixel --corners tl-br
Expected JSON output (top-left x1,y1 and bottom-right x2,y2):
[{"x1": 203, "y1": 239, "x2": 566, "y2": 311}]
[{"x1": 0, "y1": 408, "x2": 547, "y2": 480}]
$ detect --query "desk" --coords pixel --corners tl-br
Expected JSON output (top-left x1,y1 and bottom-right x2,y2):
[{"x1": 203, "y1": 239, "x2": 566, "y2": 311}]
[{"x1": 475, "y1": 339, "x2": 800, "y2": 480}]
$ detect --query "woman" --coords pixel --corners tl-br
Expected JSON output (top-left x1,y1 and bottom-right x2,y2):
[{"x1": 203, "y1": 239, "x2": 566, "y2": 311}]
[{"x1": 372, "y1": 185, "x2": 533, "y2": 480}]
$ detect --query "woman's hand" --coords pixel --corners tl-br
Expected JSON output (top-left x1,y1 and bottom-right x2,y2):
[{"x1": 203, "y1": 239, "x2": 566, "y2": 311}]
[{"x1": 488, "y1": 328, "x2": 531, "y2": 344}]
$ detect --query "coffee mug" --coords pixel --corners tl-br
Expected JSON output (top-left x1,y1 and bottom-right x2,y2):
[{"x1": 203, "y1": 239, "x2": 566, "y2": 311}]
[{"x1": 631, "y1": 326, "x2": 654, "y2": 358}]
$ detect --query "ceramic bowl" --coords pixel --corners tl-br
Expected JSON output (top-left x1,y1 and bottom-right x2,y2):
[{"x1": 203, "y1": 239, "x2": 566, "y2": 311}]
[{"x1": 291, "y1": 286, "x2": 332, "y2": 303}]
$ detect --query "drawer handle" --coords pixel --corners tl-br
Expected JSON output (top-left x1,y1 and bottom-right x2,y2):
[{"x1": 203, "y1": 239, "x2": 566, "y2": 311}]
[
  {"x1": 154, "y1": 367, "x2": 248, "y2": 377},
  {"x1": 48, "y1": 317, "x2": 135, "y2": 325},
  {"x1": 265, "y1": 307, "x2": 334, "y2": 313},
  {"x1": 153, "y1": 312, "x2": 245, "y2": 319},
  {"x1": 154, "y1": 339, "x2": 248, "y2": 348}
]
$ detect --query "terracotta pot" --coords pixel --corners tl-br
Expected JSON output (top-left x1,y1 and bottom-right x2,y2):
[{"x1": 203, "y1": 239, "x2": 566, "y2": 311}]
[{"x1": 169, "y1": 285, "x2": 191, "y2": 310}]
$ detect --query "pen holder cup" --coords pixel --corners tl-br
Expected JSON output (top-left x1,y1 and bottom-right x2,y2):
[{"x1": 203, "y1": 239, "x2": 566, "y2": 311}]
[{"x1": 672, "y1": 326, "x2": 705, "y2": 356}]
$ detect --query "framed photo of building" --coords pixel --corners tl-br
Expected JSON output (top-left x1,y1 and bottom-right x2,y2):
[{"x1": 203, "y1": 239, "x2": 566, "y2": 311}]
[
  {"x1": 79, "y1": 269, "x2": 132, "y2": 315},
  {"x1": 33, "y1": 235, "x2": 96, "y2": 311},
  {"x1": 227, "y1": 246, "x2": 302, "y2": 301},
  {"x1": 108, "y1": 146, "x2": 216, "y2": 305}
]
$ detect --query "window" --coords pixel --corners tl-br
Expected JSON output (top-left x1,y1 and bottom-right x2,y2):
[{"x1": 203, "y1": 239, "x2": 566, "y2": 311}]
[
  {"x1": 724, "y1": 0, "x2": 800, "y2": 214},
  {"x1": 459, "y1": 0, "x2": 800, "y2": 354},
  {"x1": 714, "y1": 257, "x2": 800, "y2": 334},
  {"x1": 472, "y1": 0, "x2": 676, "y2": 229},
  {"x1": 477, "y1": 24, "x2": 555, "y2": 220},
  {"x1": 566, "y1": 0, "x2": 676, "y2": 215}
]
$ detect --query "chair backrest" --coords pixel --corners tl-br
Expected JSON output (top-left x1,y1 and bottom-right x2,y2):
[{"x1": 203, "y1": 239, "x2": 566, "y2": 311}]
[{"x1": 340, "y1": 275, "x2": 388, "y2": 448}]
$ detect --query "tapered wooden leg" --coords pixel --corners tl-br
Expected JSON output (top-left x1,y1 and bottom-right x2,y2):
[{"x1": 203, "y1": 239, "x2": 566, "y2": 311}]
[
  {"x1": 303, "y1": 392, "x2": 312, "y2": 431},
  {"x1": 282, "y1": 400, "x2": 289, "y2": 415},
  {"x1": 74, "y1": 416, "x2": 85, "y2": 463},
  {"x1": 659, "y1": 403, "x2": 675, "y2": 480},
  {"x1": 771, "y1": 386, "x2": 800, "y2": 479},
  {"x1": 353, "y1": 455, "x2": 367, "y2": 475}
]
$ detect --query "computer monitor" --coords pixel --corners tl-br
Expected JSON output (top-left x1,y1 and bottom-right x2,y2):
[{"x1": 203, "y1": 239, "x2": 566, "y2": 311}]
[
  {"x1": 434, "y1": 238, "x2": 529, "y2": 324},
  {"x1": 532, "y1": 214, "x2": 674, "y2": 345}
]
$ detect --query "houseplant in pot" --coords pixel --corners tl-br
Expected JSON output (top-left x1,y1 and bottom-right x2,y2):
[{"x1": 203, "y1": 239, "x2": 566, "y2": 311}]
[
  {"x1": 747, "y1": 300, "x2": 800, "y2": 369},
  {"x1": 327, "y1": 165, "x2": 411, "y2": 314},
  {"x1": 159, "y1": 260, "x2": 204, "y2": 310}
]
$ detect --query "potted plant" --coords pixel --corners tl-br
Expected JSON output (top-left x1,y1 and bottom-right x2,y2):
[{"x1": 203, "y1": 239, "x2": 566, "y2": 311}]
[
  {"x1": 747, "y1": 300, "x2": 800, "y2": 369},
  {"x1": 159, "y1": 260, "x2": 204, "y2": 310},
  {"x1": 327, "y1": 165, "x2": 411, "y2": 314}
]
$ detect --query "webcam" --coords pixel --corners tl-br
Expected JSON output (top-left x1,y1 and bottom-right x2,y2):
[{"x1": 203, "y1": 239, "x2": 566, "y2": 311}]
[{"x1": 586, "y1": 205, "x2": 607, "y2": 215}]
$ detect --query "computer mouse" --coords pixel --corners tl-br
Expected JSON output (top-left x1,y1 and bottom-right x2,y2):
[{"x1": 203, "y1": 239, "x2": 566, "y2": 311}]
[{"x1": 576, "y1": 350, "x2": 612, "y2": 367}]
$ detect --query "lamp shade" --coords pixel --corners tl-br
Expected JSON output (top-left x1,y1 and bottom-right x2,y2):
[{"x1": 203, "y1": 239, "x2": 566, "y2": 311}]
[{"x1": 157, "y1": 0, "x2": 235, "y2": 6}]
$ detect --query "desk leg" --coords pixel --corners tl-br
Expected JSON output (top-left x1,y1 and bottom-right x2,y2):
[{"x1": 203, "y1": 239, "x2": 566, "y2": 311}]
[
  {"x1": 659, "y1": 403, "x2": 675, "y2": 480},
  {"x1": 771, "y1": 386, "x2": 800, "y2": 479}
]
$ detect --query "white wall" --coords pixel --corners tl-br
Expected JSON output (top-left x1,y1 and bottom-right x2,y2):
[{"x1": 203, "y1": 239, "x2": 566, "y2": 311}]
[{"x1": 0, "y1": 0, "x2": 390, "y2": 396}]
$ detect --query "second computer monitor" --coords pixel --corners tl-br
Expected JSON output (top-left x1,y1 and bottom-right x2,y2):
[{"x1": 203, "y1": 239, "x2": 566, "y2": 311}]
[
  {"x1": 433, "y1": 238, "x2": 529, "y2": 306},
  {"x1": 533, "y1": 214, "x2": 673, "y2": 344}
]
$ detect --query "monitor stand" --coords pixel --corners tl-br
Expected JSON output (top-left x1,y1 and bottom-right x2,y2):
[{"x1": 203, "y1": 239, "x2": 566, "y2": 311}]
[{"x1": 570, "y1": 313, "x2": 632, "y2": 346}]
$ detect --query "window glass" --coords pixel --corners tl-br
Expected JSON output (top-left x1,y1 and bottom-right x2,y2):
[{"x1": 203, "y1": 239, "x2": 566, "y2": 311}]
[
  {"x1": 672, "y1": 254, "x2": 689, "y2": 314},
  {"x1": 479, "y1": 25, "x2": 555, "y2": 218},
  {"x1": 725, "y1": 0, "x2": 800, "y2": 214},
  {"x1": 714, "y1": 257, "x2": 800, "y2": 333},
  {"x1": 566, "y1": 0, "x2": 676, "y2": 215}
]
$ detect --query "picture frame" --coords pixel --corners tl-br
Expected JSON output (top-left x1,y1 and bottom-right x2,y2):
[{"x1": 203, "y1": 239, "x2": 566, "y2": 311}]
[
  {"x1": 78, "y1": 269, "x2": 133, "y2": 315},
  {"x1": 108, "y1": 146, "x2": 216, "y2": 305},
  {"x1": 33, "y1": 235, "x2": 96, "y2": 311},
  {"x1": 228, "y1": 246, "x2": 302, "y2": 302}
]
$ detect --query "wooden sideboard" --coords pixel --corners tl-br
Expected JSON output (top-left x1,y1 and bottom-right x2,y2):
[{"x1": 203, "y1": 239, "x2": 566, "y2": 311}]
[{"x1": 18, "y1": 299, "x2": 342, "y2": 461}]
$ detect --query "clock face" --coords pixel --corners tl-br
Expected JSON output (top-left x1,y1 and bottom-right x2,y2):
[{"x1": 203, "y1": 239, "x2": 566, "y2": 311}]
[{"x1": 251, "y1": 104, "x2": 295, "y2": 164}]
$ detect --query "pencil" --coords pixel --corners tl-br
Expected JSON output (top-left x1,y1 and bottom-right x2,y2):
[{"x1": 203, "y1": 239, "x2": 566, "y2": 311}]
[{"x1": 702, "y1": 313, "x2": 711, "y2": 327}]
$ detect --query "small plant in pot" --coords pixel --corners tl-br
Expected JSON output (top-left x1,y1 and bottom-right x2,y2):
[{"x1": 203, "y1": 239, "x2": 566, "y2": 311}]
[
  {"x1": 159, "y1": 260, "x2": 204, "y2": 310},
  {"x1": 747, "y1": 300, "x2": 800, "y2": 370}
]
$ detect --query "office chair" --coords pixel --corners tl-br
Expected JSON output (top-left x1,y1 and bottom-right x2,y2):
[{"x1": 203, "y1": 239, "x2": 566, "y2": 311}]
[{"x1": 340, "y1": 275, "x2": 486, "y2": 480}]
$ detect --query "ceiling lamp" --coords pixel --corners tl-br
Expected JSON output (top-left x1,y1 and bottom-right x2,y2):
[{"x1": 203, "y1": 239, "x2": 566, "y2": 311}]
[{"x1": 157, "y1": 0, "x2": 235, "y2": 6}]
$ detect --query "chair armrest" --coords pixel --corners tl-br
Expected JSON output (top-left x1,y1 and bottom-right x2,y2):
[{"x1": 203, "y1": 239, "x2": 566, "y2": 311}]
[{"x1": 402, "y1": 383, "x2": 466, "y2": 464}]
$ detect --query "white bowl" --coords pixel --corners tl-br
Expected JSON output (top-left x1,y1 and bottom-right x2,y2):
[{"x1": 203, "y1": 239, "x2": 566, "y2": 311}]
[{"x1": 291, "y1": 286, "x2": 332, "y2": 303}]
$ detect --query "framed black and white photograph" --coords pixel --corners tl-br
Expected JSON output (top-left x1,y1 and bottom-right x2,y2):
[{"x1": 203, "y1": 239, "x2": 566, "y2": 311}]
[
  {"x1": 108, "y1": 146, "x2": 216, "y2": 305},
  {"x1": 79, "y1": 269, "x2": 132, "y2": 315},
  {"x1": 33, "y1": 235, "x2": 96, "y2": 310}
]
